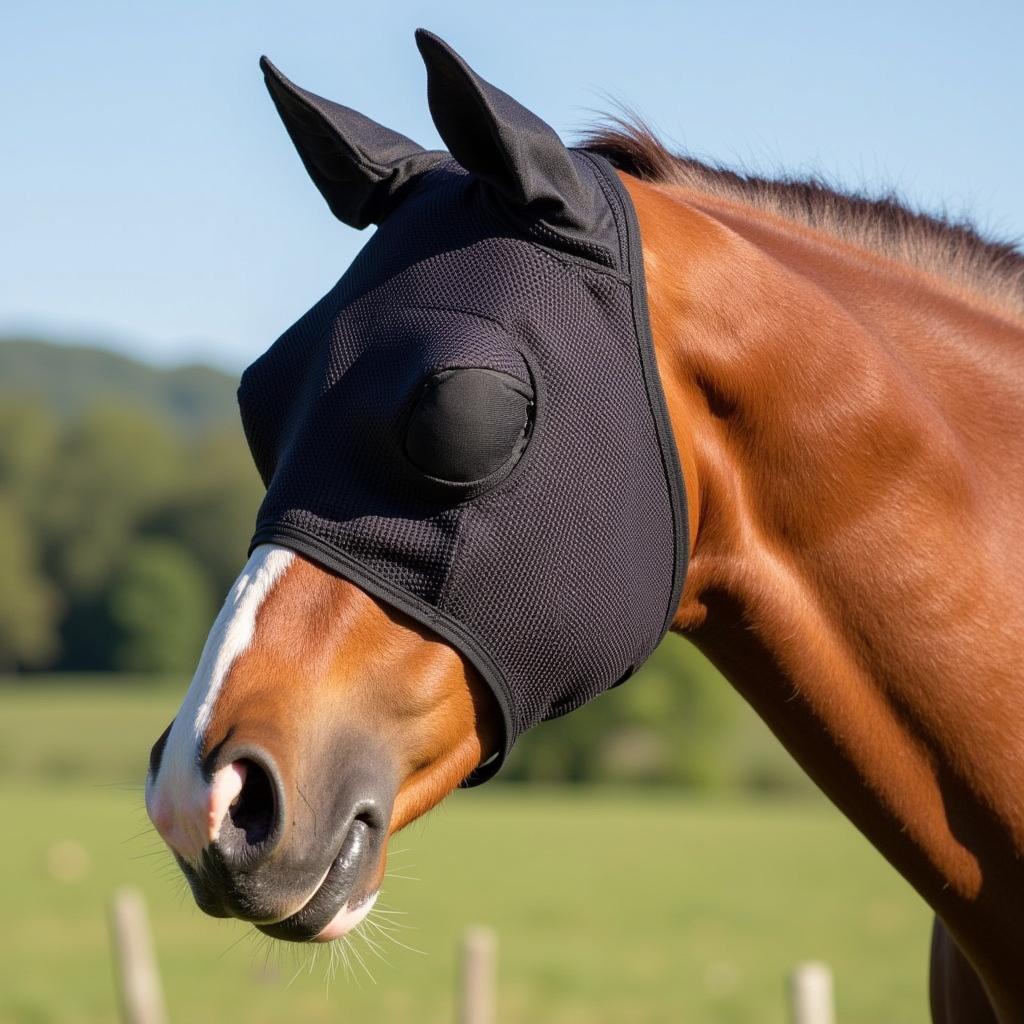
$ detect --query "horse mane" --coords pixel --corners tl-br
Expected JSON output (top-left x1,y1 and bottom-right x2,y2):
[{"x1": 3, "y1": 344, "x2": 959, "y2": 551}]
[{"x1": 582, "y1": 118, "x2": 1024, "y2": 319}]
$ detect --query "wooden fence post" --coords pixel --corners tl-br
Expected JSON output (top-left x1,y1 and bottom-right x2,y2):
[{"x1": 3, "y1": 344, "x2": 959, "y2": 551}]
[
  {"x1": 458, "y1": 925, "x2": 497, "y2": 1024},
  {"x1": 109, "y1": 887, "x2": 168, "y2": 1024},
  {"x1": 788, "y1": 961, "x2": 836, "y2": 1024}
]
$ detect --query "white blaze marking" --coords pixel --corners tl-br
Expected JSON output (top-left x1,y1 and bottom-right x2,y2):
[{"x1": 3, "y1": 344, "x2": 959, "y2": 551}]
[{"x1": 146, "y1": 543, "x2": 295, "y2": 862}]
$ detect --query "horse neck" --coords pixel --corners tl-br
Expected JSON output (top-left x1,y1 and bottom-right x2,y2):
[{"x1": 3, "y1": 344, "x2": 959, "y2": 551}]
[{"x1": 626, "y1": 173, "x2": 1024, "y2": 986}]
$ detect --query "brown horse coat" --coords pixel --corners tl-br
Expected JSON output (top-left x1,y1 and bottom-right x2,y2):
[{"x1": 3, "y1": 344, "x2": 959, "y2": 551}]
[{"x1": 610, "y1": 135, "x2": 1024, "y2": 1020}]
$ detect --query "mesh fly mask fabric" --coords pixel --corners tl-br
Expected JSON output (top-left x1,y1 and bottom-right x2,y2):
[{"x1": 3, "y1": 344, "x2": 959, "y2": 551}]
[{"x1": 240, "y1": 31, "x2": 688, "y2": 782}]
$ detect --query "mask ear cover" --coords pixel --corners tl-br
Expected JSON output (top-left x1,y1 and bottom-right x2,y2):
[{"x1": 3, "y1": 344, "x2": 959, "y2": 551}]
[
  {"x1": 404, "y1": 367, "x2": 534, "y2": 485},
  {"x1": 260, "y1": 56, "x2": 445, "y2": 229},
  {"x1": 414, "y1": 29, "x2": 616, "y2": 264}
]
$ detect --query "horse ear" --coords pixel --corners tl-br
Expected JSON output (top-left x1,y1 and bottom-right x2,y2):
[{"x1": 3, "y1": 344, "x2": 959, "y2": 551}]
[
  {"x1": 260, "y1": 56, "x2": 445, "y2": 229},
  {"x1": 414, "y1": 30, "x2": 603, "y2": 238}
]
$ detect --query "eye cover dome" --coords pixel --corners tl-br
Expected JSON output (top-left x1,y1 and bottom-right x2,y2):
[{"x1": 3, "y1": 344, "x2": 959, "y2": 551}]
[
  {"x1": 242, "y1": 32, "x2": 688, "y2": 784},
  {"x1": 404, "y1": 367, "x2": 534, "y2": 485}
]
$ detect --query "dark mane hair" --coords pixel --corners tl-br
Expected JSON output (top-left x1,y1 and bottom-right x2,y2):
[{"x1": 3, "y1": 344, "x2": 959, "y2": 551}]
[{"x1": 583, "y1": 119, "x2": 1024, "y2": 317}]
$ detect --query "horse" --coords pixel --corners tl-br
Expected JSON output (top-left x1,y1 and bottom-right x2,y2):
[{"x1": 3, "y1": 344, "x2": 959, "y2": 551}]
[{"x1": 144, "y1": 30, "x2": 1024, "y2": 1023}]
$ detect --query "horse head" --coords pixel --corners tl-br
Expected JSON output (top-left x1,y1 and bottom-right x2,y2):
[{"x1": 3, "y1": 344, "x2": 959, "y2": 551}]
[{"x1": 145, "y1": 30, "x2": 685, "y2": 942}]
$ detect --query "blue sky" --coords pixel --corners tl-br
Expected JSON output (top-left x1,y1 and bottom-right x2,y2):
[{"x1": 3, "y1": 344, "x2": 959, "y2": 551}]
[{"x1": 4, "y1": 0, "x2": 1022, "y2": 371}]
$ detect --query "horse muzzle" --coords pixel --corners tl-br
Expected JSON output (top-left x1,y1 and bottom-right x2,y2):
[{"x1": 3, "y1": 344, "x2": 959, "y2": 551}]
[{"x1": 148, "y1": 729, "x2": 396, "y2": 942}]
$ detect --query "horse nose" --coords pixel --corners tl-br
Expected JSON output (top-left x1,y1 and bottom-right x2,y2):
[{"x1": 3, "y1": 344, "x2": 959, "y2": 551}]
[{"x1": 151, "y1": 728, "x2": 397, "y2": 933}]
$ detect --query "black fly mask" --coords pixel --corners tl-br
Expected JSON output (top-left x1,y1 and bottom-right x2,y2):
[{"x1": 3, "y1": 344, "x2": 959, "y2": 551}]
[{"x1": 239, "y1": 30, "x2": 687, "y2": 782}]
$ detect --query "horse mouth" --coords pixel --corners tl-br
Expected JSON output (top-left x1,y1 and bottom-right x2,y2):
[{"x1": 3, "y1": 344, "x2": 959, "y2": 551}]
[{"x1": 256, "y1": 818, "x2": 379, "y2": 942}]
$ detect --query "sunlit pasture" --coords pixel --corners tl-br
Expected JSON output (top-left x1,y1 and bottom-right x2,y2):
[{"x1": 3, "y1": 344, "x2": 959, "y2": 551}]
[{"x1": 0, "y1": 681, "x2": 932, "y2": 1024}]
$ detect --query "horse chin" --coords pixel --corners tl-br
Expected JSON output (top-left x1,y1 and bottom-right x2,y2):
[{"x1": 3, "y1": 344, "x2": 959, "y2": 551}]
[
  {"x1": 252, "y1": 885, "x2": 378, "y2": 943},
  {"x1": 312, "y1": 891, "x2": 379, "y2": 942},
  {"x1": 253, "y1": 815, "x2": 385, "y2": 942},
  {"x1": 252, "y1": 878, "x2": 380, "y2": 943}
]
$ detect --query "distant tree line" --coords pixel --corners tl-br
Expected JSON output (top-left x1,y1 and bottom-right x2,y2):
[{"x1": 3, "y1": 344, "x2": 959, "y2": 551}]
[{"x1": 0, "y1": 396, "x2": 263, "y2": 673}]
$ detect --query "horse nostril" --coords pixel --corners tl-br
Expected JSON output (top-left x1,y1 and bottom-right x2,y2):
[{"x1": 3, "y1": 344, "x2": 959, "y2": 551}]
[
  {"x1": 228, "y1": 758, "x2": 277, "y2": 845},
  {"x1": 213, "y1": 755, "x2": 283, "y2": 866}
]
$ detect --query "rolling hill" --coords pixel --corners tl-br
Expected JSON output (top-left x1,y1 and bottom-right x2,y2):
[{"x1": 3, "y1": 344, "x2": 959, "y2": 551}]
[{"x1": 0, "y1": 337, "x2": 240, "y2": 433}]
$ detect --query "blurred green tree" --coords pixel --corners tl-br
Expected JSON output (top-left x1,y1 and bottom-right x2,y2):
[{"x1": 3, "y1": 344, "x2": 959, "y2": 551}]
[
  {"x1": 107, "y1": 539, "x2": 213, "y2": 672},
  {"x1": 0, "y1": 398, "x2": 60, "y2": 508},
  {"x1": 0, "y1": 399, "x2": 61, "y2": 669},
  {"x1": 0, "y1": 497, "x2": 57, "y2": 670},
  {"x1": 0, "y1": 343, "x2": 264, "y2": 673},
  {"x1": 40, "y1": 404, "x2": 184, "y2": 600},
  {"x1": 146, "y1": 428, "x2": 265, "y2": 599}
]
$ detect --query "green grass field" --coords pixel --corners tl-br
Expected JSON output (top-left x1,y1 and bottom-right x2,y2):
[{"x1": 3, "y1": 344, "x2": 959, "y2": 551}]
[{"x1": 0, "y1": 681, "x2": 933, "y2": 1023}]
